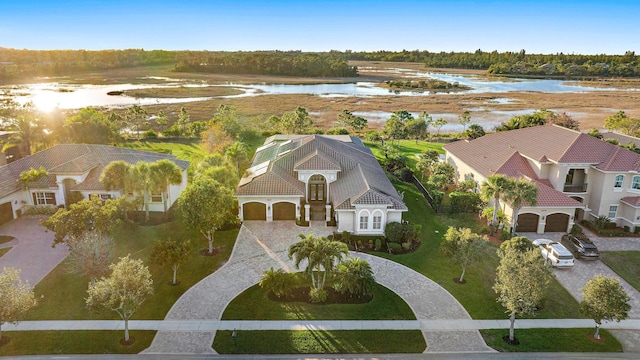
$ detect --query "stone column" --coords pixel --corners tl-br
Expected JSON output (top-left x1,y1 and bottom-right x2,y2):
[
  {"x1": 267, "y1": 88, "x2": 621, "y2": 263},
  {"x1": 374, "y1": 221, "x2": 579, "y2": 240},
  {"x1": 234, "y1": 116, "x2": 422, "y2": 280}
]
[
  {"x1": 325, "y1": 205, "x2": 331, "y2": 222},
  {"x1": 305, "y1": 204, "x2": 310, "y2": 222}
]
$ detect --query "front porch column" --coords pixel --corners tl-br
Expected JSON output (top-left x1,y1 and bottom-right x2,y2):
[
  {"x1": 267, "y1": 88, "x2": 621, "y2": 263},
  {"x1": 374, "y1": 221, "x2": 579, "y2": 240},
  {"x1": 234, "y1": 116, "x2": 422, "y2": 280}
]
[
  {"x1": 304, "y1": 204, "x2": 310, "y2": 222},
  {"x1": 238, "y1": 202, "x2": 244, "y2": 221},
  {"x1": 296, "y1": 204, "x2": 301, "y2": 221},
  {"x1": 266, "y1": 203, "x2": 273, "y2": 222},
  {"x1": 537, "y1": 217, "x2": 545, "y2": 234},
  {"x1": 325, "y1": 205, "x2": 331, "y2": 222}
]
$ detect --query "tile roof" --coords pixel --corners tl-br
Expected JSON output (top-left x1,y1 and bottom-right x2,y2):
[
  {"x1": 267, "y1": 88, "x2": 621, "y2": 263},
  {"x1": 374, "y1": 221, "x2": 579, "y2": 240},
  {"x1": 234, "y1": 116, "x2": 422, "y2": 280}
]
[
  {"x1": 444, "y1": 124, "x2": 640, "y2": 176},
  {"x1": 237, "y1": 135, "x2": 406, "y2": 210},
  {"x1": 532, "y1": 180, "x2": 584, "y2": 207},
  {"x1": 603, "y1": 132, "x2": 640, "y2": 148},
  {"x1": 621, "y1": 196, "x2": 640, "y2": 207},
  {"x1": 0, "y1": 144, "x2": 189, "y2": 198}
]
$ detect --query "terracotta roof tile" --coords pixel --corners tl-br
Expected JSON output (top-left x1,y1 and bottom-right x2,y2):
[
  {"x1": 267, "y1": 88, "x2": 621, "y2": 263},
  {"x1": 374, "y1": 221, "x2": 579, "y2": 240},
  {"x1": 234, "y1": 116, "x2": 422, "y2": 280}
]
[
  {"x1": 532, "y1": 180, "x2": 584, "y2": 207},
  {"x1": 621, "y1": 196, "x2": 640, "y2": 207}
]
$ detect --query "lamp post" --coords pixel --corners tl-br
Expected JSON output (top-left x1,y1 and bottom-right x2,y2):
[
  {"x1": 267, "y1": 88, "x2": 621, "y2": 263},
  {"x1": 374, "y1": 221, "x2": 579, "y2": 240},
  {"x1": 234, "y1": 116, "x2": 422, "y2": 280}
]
[{"x1": 232, "y1": 328, "x2": 237, "y2": 346}]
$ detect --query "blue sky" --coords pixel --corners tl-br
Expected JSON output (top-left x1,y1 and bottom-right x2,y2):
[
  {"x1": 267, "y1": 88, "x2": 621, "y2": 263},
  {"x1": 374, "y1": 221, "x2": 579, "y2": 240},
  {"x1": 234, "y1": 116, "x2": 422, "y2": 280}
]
[{"x1": 1, "y1": 0, "x2": 638, "y2": 54}]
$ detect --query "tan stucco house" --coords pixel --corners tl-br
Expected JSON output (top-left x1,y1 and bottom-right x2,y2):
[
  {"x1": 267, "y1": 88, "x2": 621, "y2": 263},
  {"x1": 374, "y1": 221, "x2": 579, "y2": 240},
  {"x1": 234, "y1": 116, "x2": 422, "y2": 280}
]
[
  {"x1": 236, "y1": 135, "x2": 407, "y2": 235},
  {"x1": 0, "y1": 144, "x2": 189, "y2": 226},
  {"x1": 444, "y1": 125, "x2": 640, "y2": 233}
]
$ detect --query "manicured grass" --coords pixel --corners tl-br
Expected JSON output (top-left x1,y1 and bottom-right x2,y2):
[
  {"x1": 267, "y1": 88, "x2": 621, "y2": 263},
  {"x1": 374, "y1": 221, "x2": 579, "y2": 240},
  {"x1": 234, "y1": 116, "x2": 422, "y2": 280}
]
[
  {"x1": 222, "y1": 278, "x2": 415, "y2": 320},
  {"x1": 365, "y1": 139, "x2": 444, "y2": 170},
  {"x1": 0, "y1": 235, "x2": 15, "y2": 245},
  {"x1": 213, "y1": 330, "x2": 426, "y2": 354},
  {"x1": 118, "y1": 138, "x2": 208, "y2": 164},
  {"x1": 600, "y1": 251, "x2": 640, "y2": 292},
  {"x1": 481, "y1": 328, "x2": 622, "y2": 352},
  {"x1": 0, "y1": 330, "x2": 155, "y2": 355},
  {"x1": 0, "y1": 247, "x2": 11, "y2": 258},
  {"x1": 373, "y1": 180, "x2": 584, "y2": 320},
  {"x1": 26, "y1": 222, "x2": 237, "y2": 320}
]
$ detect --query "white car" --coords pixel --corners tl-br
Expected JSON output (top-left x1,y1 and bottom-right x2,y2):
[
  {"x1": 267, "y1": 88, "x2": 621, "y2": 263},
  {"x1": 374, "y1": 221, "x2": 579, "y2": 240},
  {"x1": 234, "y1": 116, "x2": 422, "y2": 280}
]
[{"x1": 532, "y1": 239, "x2": 574, "y2": 268}]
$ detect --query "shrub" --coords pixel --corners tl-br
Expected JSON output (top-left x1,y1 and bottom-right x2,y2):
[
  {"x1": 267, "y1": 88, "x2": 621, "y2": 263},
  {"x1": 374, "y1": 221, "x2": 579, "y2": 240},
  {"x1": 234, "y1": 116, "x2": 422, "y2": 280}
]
[
  {"x1": 402, "y1": 242, "x2": 410, "y2": 251},
  {"x1": 387, "y1": 242, "x2": 402, "y2": 254},
  {"x1": 449, "y1": 191, "x2": 482, "y2": 213},
  {"x1": 478, "y1": 225, "x2": 490, "y2": 234},
  {"x1": 309, "y1": 288, "x2": 327, "y2": 303},
  {"x1": 499, "y1": 229, "x2": 511, "y2": 241},
  {"x1": 342, "y1": 231, "x2": 351, "y2": 245},
  {"x1": 142, "y1": 129, "x2": 158, "y2": 139},
  {"x1": 594, "y1": 215, "x2": 611, "y2": 230},
  {"x1": 624, "y1": 225, "x2": 630, "y2": 232},
  {"x1": 374, "y1": 238, "x2": 382, "y2": 251},
  {"x1": 393, "y1": 167, "x2": 414, "y2": 182},
  {"x1": 635, "y1": 226, "x2": 640, "y2": 234},
  {"x1": 385, "y1": 222, "x2": 404, "y2": 243},
  {"x1": 570, "y1": 224, "x2": 583, "y2": 235},
  {"x1": 326, "y1": 128, "x2": 349, "y2": 135}
]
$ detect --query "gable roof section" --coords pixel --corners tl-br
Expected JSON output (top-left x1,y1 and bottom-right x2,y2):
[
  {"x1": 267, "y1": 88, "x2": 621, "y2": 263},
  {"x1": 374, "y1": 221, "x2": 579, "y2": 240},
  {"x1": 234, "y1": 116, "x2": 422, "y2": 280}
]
[
  {"x1": 532, "y1": 180, "x2": 584, "y2": 207},
  {"x1": 238, "y1": 135, "x2": 406, "y2": 210},
  {"x1": 0, "y1": 144, "x2": 189, "y2": 198},
  {"x1": 621, "y1": 196, "x2": 640, "y2": 208}
]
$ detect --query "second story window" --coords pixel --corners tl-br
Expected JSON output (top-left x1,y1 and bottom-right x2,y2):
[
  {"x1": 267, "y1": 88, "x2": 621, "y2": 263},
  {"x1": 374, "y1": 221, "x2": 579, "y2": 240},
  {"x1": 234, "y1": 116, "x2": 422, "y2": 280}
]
[
  {"x1": 633, "y1": 176, "x2": 640, "y2": 190},
  {"x1": 614, "y1": 175, "x2": 624, "y2": 188}
]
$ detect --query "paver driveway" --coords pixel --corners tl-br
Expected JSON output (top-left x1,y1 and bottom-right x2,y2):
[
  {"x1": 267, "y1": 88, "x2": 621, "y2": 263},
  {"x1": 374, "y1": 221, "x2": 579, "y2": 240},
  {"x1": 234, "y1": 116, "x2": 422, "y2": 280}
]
[
  {"x1": 144, "y1": 221, "x2": 493, "y2": 354},
  {"x1": 0, "y1": 216, "x2": 69, "y2": 286}
]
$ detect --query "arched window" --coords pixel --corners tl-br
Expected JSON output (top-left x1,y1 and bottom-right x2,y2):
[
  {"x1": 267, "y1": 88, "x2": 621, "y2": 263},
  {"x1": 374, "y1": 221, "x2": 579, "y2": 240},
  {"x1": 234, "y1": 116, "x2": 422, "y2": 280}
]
[
  {"x1": 614, "y1": 175, "x2": 624, "y2": 188},
  {"x1": 633, "y1": 176, "x2": 640, "y2": 190},
  {"x1": 358, "y1": 210, "x2": 370, "y2": 230},
  {"x1": 372, "y1": 210, "x2": 384, "y2": 230}
]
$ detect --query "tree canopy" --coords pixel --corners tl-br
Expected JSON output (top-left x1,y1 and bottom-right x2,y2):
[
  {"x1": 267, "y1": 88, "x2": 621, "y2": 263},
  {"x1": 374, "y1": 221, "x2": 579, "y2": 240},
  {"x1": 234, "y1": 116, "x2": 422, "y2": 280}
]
[{"x1": 0, "y1": 267, "x2": 38, "y2": 341}]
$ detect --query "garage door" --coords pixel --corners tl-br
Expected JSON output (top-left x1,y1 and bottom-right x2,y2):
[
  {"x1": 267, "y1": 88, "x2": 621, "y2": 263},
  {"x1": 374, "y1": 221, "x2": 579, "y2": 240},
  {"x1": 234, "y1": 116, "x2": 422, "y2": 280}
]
[
  {"x1": 273, "y1": 202, "x2": 296, "y2": 220},
  {"x1": 516, "y1": 213, "x2": 539, "y2": 232},
  {"x1": 0, "y1": 202, "x2": 13, "y2": 226},
  {"x1": 545, "y1": 213, "x2": 569, "y2": 232},
  {"x1": 243, "y1": 202, "x2": 266, "y2": 220}
]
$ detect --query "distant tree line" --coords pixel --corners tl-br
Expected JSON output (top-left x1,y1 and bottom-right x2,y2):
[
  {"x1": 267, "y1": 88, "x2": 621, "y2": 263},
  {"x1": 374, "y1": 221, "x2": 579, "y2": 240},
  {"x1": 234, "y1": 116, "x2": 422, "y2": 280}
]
[
  {"x1": 0, "y1": 49, "x2": 357, "y2": 80},
  {"x1": 172, "y1": 51, "x2": 357, "y2": 77},
  {"x1": 340, "y1": 49, "x2": 640, "y2": 77}
]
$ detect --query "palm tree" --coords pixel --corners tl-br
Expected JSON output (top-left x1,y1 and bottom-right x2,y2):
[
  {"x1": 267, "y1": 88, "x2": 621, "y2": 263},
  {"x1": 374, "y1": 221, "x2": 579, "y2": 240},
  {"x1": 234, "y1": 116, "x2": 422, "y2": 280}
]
[
  {"x1": 480, "y1": 174, "x2": 512, "y2": 235},
  {"x1": 2, "y1": 114, "x2": 42, "y2": 157},
  {"x1": 288, "y1": 233, "x2": 348, "y2": 291},
  {"x1": 259, "y1": 267, "x2": 296, "y2": 298},
  {"x1": 100, "y1": 160, "x2": 131, "y2": 193},
  {"x1": 150, "y1": 160, "x2": 183, "y2": 215},
  {"x1": 19, "y1": 166, "x2": 48, "y2": 191},
  {"x1": 506, "y1": 179, "x2": 538, "y2": 236},
  {"x1": 224, "y1": 141, "x2": 249, "y2": 178},
  {"x1": 333, "y1": 257, "x2": 376, "y2": 297}
]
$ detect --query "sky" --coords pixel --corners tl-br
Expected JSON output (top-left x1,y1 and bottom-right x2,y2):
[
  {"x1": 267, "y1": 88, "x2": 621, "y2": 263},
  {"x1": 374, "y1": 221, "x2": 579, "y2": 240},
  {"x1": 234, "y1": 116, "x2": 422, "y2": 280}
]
[{"x1": 0, "y1": 0, "x2": 638, "y2": 55}]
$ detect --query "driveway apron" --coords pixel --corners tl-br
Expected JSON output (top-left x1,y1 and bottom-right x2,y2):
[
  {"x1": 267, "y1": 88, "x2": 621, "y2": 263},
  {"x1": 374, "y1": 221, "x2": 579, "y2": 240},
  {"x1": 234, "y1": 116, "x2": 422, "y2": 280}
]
[
  {"x1": 0, "y1": 216, "x2": 69, "y2": 286},
  {"x1": 143, "y1": 221, "x2": 493, "y2": 354}
]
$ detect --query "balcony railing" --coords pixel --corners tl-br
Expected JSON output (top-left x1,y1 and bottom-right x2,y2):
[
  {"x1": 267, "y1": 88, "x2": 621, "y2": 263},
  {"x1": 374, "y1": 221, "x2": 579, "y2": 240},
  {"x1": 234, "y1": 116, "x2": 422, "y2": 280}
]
[{"x1": 563, "y1": 183, "x2": 588, "y2": 192}]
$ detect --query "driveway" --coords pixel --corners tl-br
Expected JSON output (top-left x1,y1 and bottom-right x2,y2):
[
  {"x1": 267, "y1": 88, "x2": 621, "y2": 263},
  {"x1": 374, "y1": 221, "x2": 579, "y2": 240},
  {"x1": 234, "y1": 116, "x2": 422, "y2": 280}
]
[
  {"x1": 0, "y1": 216, "x2": 69, "y2": 286},
  {"x1": 143, "y1": 221, "x2": 493, "y2": 354}
]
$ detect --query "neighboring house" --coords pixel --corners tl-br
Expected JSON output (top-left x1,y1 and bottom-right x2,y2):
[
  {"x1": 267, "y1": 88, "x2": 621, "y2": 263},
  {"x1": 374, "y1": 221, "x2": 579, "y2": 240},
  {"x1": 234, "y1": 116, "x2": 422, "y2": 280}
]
[
  {"x1": 236, "y1": 134, "x2": 407, "y2": 235},
  {"x1": 444, "y1": 125, "x2": 640, "y2": 233},
  {"x1": 0, "y1": 144, "x2": 189, "y2": 226},
  {"x1": 602, "y1": 131, "x2": 640, "y2": 149}
]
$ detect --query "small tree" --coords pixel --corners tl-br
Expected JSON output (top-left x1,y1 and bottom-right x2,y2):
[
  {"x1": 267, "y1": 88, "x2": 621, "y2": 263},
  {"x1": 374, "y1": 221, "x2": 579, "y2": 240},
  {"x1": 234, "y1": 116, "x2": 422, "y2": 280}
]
[
  {"x1": 433, "y1": 117, "x2": 447, "y2": 137},
  {"x1": 86, "y1": 255, "x2": 153, "y2": 343},
  {"x1": 19, "y1": 166, "x2": 48, "y2": 191},
  {"x1": 458, "y1": 110, "x2": 471, "y2": 132},
  {"x1": 493, "y1": 246, "x2": 551, "y2": 343},
  {"x1": 66, "y1": 230, "x2": 113, "y2": 286},
  {"x1": 0, "y1": 267, "x2": 38, "y2": 342},
  {"x1": 177, "y1": 177, "x2": 235, "y2": 255},
  {"x1": 151, "y1": 239, "x2": 191, "y2": 285},
  {"x1": 580, "y1": 275, "x2": 631, "y2": 340},
  {"x1": 259, "y1": 267, "x2": 295, "y2": 298},
  {"x1": 440, "y1": 227, "x2": 487, "y2": 283}
]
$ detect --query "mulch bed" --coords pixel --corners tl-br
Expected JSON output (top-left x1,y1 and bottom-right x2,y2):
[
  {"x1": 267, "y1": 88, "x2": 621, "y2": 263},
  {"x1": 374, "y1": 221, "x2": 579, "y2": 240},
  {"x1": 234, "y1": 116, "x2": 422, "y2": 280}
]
[
  {"x1": 199, "y1": 248, "x2": 220, "y2": 257},
  {"x1": 0, "y1": 336, "x2": 11, "y2": 347},
  {"x1": 502, "y1": 335, "x2": 520, "y2": 345},
  {"x1": 268, "y1": 287, "x2": 372, "y2": 304},
  {"x1": 453, "y1": 278, "x2": 467, "y2": 284},
  {"x1": 120, "y1": 336, "x2": 136, "y2": 346},
  {"x1": 587, "y1": 333, "x2": 606, "y2": 344}
]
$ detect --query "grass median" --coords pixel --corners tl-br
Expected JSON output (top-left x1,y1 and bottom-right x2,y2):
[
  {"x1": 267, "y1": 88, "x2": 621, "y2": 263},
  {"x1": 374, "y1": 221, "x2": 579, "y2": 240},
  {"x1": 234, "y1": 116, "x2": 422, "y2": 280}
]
[
  {"x1": 481, "y1": 328, "x2": 622, "y2": 352},
  {"x1": 213, "y1": 330, "x2": 426, "y2": 354}
]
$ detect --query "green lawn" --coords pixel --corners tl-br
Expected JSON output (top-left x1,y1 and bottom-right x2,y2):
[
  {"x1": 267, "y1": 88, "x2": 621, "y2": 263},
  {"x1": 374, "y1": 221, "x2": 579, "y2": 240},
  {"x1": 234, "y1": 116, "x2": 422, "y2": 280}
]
[
  {"x1": 213, "y1": 330, "x2": 426, "y2": 354},
  {"x1": 600, "y1": 251, "x2": 640, "y2": 292},
  {"x1": 27, "y1": 222, "x2": 237, "y2": 320},
  {"x1": 0, "y1": 331, "x2": 155, "y2": 356},
  {"x1": 222, "y1": 278, "x2": 415, "y2": 320},
  {"x1": 118, "y1": 138, "x2": 208, "y2": 164},
  {"x1": 365, "y1": 139, "x2": 444, "y2": 170},
  {"x1": 481, "y1": 328, "x2": 622, "y2": 352},
  {"x1": 0, "y1": 235, "x2": 14, "y2": 245},
  {"x1": 0, "y1": 247, "x2": 11, "y2": 258}
]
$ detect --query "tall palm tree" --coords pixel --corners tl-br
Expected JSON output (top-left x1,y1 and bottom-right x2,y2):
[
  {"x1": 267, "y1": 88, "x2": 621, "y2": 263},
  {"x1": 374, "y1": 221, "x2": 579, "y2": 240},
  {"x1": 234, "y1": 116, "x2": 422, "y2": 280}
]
[
  {"x1": 506, "y1": 179, "x2": 538, "y2": 236},
  {"x1": 333, "y1": 257, "x2": 376, "y2": 297},
  {"x1": 2, "y1": 114, "x2": 42, "y2": 157},
  {"x1": 288, "y1": 233, "x2": 348, "y2": 291},
  {"x1": 224, "y1": 141, "x2": 249, "y2": 178},
  {"x1": 480, "y1": 174, "x2": 512, "y2": 235}
]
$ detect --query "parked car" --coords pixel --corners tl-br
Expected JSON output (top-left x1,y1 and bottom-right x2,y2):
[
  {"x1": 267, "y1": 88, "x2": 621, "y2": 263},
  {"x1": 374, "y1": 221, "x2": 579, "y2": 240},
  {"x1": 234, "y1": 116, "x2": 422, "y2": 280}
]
[
  {"x1": 532, "y1": 239, "x2": 574, "y2": 268},
  {"x1": 561, "y1": 234, "x2": 600, "y2": 260}
]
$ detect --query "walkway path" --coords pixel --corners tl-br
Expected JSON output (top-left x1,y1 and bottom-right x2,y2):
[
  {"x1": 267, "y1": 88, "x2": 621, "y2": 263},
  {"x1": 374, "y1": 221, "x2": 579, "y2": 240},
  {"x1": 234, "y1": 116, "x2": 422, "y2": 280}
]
[
  {"x1": 0, "y1": 216, "x2": 69, "y2": 286},
  {"x1": 143, "y1": 221, "x2": 493, "y2": 354},
  {"x1": 7, "y1": 319, "x2": 640, "y2": 332}
]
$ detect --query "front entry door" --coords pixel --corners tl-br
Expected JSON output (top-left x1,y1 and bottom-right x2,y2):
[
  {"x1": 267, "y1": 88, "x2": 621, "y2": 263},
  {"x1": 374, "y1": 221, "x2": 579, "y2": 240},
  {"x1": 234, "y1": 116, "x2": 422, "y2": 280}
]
[{"x1": 310, "y1": 183, "x2": 324, "y2": 202}]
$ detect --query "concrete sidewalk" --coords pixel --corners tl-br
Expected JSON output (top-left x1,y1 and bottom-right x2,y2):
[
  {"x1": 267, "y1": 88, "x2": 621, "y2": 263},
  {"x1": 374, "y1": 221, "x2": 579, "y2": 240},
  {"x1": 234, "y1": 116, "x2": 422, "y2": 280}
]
[{"x1": 6, "y1": 319, "x2": 640, "y2": 331}]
